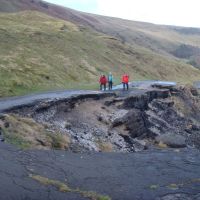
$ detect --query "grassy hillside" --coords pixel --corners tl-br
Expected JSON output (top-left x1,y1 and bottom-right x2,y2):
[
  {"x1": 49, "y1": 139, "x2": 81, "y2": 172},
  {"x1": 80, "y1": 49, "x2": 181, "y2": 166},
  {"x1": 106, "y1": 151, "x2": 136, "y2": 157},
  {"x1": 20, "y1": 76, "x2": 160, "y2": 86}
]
[
  {"x1": 0, "y1": 11, "x2": 200, "y2": 97},
  {"x1": 1, "y1": 0, "x2": 200, "y2": 67}
]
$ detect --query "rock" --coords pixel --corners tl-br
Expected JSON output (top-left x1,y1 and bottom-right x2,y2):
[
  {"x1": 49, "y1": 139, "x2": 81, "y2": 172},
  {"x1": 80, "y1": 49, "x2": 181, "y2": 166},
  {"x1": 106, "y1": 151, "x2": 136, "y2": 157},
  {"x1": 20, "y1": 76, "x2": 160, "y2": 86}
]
[
  {"x1": 104, "y1": 97, "x2": 125, "y2": 107},
  {"x1": 64, "y1": 122, "x2": 72, "y2": 129},
  {"x1": 4, "y1": 122, "x2": 9, "y2": 128},
  {"x1": 0, "y1": 131, "x2": 4, "y2": 142},
  {"x1": 124, "y1": 109, "x2": 149, "y2": 138},
  {"x1": 34, "y1": 102, "x2": 51, "y2": 112},
  {"x1": 132, "y1": 139, "x2": 148, "y2": 151},
  {"x1": 191, "y1": 124, "x2": 200, "y2": 131},
  {"x1": 122, "y1": 89, "x2": 170, "y2": 110},
  {"x1": 152, "y1": 84, "x2": 175, "y2": 90},
  {"x1": 96, "y1": 113, "x2": 110, "y2": 125},
  {"x1": 111, "y1": 117, "x2": 124, "y2": 127},
  {"x1": 110, "y1": 110, "x2": 128, "y2": 123},
  {"x1": 187, "y1": 132, "x2": 200, "y2": 149},
  {"x1": 190, "y1": 87, "x2": 199, "y2": 96},
  {"x1": 156, "y1": 133, "x2": 186, "y2": 148},
  {"x1": 0, "y1": 114, "x2": 6, "y2": 120},
  {"x1": 0, "y1": 127, "x2": 4, "y2": 142},
  {"x1": 184, "y1": 124, "x2": 200, "y2": 134},
  {"x1": 122, "y1": 94, "x2": 149, "y2": 110}
]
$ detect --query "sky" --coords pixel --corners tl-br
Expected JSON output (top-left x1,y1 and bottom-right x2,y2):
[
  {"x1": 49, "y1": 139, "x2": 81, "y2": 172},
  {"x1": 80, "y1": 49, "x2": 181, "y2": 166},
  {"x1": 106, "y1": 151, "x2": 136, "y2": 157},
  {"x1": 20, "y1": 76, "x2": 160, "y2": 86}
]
[{"x1": 45, "y1": 0, "x2": 200, "y2": 27}]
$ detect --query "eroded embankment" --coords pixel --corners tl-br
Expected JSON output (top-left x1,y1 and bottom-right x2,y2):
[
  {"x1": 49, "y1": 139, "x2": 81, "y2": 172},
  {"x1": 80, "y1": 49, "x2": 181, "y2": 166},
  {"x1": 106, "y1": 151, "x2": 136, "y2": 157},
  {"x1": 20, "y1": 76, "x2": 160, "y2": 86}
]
[{"x1": 1, "y1": 86, "x2": 200, "y2": 152}]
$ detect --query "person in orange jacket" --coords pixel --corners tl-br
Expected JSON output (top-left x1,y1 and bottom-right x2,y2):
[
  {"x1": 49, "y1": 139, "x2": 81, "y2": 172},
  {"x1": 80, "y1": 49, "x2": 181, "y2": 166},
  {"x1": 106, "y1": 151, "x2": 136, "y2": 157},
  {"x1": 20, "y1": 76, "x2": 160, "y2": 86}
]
[
  {"x1": 122, "y1": 74, "x2": 129, "y2": 90},
  {"x1": 99, "y1": 74, "x2": 107, "y2": 91}
]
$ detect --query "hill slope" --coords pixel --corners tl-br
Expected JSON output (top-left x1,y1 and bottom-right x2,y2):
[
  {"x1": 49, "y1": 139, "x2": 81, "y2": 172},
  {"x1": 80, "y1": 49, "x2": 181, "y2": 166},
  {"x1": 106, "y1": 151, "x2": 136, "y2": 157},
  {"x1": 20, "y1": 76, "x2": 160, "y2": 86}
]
[
  {"x1": 0, "y1": 1, "x2": 200, "y2": 96},
  {"x1": 1, "y1": 0, "x2": 200, "y2": 66}
]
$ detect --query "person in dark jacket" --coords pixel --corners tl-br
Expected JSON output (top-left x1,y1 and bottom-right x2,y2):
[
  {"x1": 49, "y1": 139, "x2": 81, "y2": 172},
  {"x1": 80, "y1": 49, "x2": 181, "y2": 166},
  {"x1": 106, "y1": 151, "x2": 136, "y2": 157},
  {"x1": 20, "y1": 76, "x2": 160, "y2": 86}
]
[
  {"x1": 99, "y1": 74, "x2": 107, "y2": 91},
  {"x1": 122, "y1": 74, "x2": 129, "y2": 90}
]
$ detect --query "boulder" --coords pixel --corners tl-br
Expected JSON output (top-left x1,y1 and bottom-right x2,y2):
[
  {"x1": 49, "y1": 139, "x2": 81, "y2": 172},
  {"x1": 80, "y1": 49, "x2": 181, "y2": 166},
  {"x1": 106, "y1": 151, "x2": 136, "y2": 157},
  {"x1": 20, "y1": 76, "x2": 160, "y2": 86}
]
[{"x1": 156, "y1": 133, "x2": 186, "y2": 148}]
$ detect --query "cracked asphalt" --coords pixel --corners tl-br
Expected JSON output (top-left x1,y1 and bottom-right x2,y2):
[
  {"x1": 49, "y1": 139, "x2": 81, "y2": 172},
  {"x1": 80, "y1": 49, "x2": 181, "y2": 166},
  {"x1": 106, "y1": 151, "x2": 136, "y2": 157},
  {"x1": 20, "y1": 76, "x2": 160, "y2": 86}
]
[
  {"x1": 0, "y1": 141, "x2": 200, "y2": 200},
  {"x1": 0, "y1": 90, "x2": 103, "y2": 113},
  {"x1": 0, "y1": 80, "x2": 176, "y2": 113}
]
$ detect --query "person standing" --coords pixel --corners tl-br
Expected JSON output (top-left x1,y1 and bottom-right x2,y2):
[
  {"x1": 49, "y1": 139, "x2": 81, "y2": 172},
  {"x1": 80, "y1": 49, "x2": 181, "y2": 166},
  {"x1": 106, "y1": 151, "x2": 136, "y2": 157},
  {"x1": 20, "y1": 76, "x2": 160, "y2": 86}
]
[
  {"x1": 122, "y1": 74, "x2": 129, "y2": 90},
  {"x1": 99, "y1": 74, "x2": 107, "y2": 91},
  {"x1": 108, "y1": 72, "x2": 113, "y2": 90}
]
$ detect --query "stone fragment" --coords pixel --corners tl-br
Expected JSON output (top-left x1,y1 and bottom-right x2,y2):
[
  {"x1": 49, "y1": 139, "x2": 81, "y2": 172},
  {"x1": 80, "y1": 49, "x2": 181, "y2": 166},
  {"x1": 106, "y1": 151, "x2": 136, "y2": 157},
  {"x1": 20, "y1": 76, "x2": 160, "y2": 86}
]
[{"x1": 156, "y1": 133, "x2": 186, "y2": 148}]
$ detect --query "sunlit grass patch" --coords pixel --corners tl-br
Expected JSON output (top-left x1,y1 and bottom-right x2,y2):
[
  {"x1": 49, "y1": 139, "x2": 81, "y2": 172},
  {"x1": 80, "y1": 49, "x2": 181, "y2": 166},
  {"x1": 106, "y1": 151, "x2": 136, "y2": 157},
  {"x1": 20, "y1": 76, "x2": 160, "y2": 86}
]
[{"x1": 30, "y1": 174, "x2": 111, "y2": 200}]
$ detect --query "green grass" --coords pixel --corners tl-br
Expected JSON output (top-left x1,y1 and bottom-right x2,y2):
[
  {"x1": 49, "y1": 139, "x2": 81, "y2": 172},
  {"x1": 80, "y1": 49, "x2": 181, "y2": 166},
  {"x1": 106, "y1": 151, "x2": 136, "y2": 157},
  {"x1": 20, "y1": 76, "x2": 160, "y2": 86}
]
[
  {"x1": 0, "y1": 11, "x2": 200, "y2": 97},
  {"x1": 30, "y1": 174, "x2": 111, "y2": 200},
  {"x1": 2, "y1": 128, "x2": 31, "y2": 149},
  {"x1": 149, "y1": 178, "x2": 200, "y2": 191}
]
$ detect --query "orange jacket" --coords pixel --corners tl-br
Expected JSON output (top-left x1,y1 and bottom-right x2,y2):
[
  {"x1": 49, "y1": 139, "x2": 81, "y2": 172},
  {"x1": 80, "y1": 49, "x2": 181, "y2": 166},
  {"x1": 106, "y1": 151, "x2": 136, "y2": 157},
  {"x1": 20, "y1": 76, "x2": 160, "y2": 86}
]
[{"x1": 122, "y1": 74, "x2": 129, "y2": 83}]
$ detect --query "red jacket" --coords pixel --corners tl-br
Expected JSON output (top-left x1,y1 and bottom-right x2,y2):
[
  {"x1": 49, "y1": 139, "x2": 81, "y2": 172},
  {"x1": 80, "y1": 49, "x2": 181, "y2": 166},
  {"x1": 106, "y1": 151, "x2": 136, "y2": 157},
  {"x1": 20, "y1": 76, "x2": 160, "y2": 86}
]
[
  {"x1": 99, "y1": 76, "x2": 107, "y2": 84},
  {"x1": 122, "y1": 74, "x2": 129, "y2": 83}
]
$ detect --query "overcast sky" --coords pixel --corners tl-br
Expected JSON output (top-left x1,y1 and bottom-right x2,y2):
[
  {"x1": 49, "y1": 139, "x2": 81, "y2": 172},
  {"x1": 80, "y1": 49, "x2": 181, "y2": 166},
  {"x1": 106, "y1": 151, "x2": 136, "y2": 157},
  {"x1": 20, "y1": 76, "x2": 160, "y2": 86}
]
[{"x1": 45, "y1": 0, "x2": 200, "y2": 27}]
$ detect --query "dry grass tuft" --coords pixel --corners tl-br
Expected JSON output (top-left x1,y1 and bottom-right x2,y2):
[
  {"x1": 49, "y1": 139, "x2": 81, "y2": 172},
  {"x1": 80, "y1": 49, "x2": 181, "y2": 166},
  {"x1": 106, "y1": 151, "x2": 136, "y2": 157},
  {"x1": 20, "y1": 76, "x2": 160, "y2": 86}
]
[
  {"x1": 0, "y1": 114, "x2": 70, "y2": 150},
  {"x1": 157, "y1": 142, "x2": 168, "y2": 148},
  {"x1": 97, "y1": 141, "x2": 113, "y2": 152},
  {"x1": 30, "y1": 174, "x2": 111, "y2": 200}
]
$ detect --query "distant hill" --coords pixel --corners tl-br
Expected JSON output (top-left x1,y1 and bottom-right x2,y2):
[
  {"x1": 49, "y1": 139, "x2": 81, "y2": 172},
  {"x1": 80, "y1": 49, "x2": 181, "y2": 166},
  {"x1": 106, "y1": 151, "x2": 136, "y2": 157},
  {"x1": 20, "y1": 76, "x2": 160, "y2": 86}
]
[{"x1": 0, "y1": 0, "x2": 200, "y2": 96}]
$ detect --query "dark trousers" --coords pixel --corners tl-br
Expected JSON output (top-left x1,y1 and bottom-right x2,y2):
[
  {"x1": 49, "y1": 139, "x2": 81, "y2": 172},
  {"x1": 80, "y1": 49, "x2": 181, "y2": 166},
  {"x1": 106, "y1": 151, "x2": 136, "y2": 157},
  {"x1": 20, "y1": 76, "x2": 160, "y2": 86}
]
[
  {"x1": 100, "y1": 84, "x2": 106, "y2": 91},
  {"x1": 108, "y1": 81, "x2": 113, "y2": 90},
  {"x1": 123, "y1": 83, "x2": 129, "y2": 90}
]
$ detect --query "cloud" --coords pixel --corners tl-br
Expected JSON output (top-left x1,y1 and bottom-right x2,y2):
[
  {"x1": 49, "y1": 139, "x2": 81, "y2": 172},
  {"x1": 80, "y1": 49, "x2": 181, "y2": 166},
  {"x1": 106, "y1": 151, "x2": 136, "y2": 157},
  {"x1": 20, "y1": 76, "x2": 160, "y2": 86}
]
[
  {"x1": 96, "y1": 0, "x2": 200, "y2": 27},
  {"x1": 46, "y1": 0, "x2": 98, "y2": 13},
  {"x1": 46, "y1": 0, "x2": 200, "y2": 27}
]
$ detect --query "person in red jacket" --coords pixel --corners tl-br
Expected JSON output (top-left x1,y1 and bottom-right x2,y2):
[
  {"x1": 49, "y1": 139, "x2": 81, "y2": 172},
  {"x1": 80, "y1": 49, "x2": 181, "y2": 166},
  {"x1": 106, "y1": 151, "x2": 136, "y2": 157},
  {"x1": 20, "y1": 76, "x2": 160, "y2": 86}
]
[
  {"x1": 99, "y1": 74, "x2": 107, "y2": 91},
  {"x1": 122, "y1": 74, "x2": 129, "y2": 90}
]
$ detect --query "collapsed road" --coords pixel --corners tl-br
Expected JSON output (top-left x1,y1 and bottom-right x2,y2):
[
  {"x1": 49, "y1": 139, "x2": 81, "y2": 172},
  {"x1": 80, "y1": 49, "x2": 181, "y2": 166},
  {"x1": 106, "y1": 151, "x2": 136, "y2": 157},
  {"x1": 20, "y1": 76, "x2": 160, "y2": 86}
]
[
  {"x1": 0, "y1": 81, "x2": 176, "y2": 113},
  {"x1": 0, "y1": 81, "x2": 200, "y2": 200}
]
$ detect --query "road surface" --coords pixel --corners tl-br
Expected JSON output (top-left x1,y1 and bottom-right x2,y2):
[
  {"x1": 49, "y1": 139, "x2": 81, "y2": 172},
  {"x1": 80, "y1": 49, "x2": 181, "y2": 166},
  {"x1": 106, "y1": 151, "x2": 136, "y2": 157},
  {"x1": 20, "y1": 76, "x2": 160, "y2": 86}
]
[
  {"x1": 0, "y1": 142, "x2": 199, "y2": 200},
  {"x1": 0, "y1": 81, "x2": 176, "y2": 113}
]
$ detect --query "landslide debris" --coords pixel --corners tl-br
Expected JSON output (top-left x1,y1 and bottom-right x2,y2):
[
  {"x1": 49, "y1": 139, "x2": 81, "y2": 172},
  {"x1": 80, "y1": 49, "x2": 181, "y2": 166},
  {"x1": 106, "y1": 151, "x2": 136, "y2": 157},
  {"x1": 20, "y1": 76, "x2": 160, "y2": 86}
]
[{"x1": 3, "y1": 86, "x2": 200, "y2": 152}]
